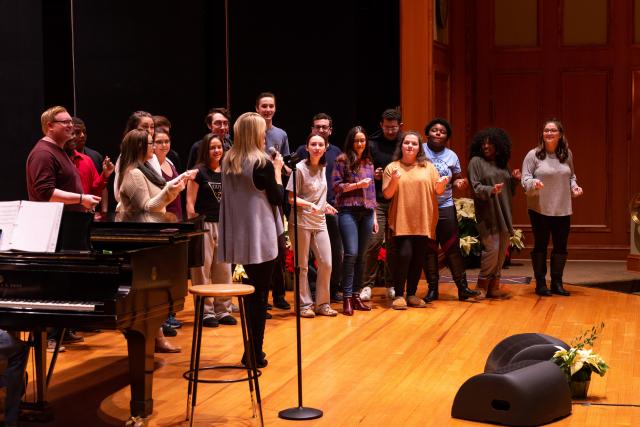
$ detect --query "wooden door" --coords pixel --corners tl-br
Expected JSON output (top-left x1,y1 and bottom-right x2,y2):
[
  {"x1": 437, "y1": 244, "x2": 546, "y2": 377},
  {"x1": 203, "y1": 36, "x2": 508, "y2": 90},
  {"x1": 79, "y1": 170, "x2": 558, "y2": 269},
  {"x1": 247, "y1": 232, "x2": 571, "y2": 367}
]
[{"x1": 473, "y1": 0, "x2": 634, "y2": 259}]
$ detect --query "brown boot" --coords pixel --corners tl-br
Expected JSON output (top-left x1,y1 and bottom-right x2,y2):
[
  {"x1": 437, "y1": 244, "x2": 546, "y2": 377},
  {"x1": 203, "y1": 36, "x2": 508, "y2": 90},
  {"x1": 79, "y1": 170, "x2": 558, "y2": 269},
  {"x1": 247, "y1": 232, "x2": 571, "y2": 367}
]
[
  {"x1": 342, "y1": 296, "x2": 354, "y2": 316},
  {"x1": 476, "y1": 277, "x2": 489, "y2": 299},
  {"x1": 486, "y1": 277, "x2": 511, "y2": 299},
  {"x1": 351, "y1": 293, "x2": 371, "y2": 311}
]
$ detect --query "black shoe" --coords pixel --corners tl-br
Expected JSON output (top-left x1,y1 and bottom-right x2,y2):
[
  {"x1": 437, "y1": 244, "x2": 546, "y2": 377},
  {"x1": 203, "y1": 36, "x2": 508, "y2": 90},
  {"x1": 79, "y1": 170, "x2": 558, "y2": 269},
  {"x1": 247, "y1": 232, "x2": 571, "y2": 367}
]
[
  {"x1": 424, "y1": 288, "x2": 439, "y2": 303},
  {"x1": 266, "y1": 303, "x2": 273, "y2": 310},
  {"x1": 265, "y1": 311, "x2": 272, "y2": 319},
  {"x1": 62, "y1": 330, "x2": 84, "y2": 344},
  {"x1": 456, "y1": 279, "x2": 481, "y2": 301},
  {"x1": 241, "y1": 352, "x2": 268, "y2": 368},
  {"x1": 202, "y1": 317, "x2": 219, "y2": 328},
  {"x1": 535, "y1": 283, "x2": 552, "y2": 296},
  {"x1": 330, "y1": 291, "x2": 343, "y2": 302},
  {"x1": 218, "y1": 315, "x2": 237, "y2": 325},
  {"x1": 273, "y1": 296, "x2": 291, "y2": 310},
  {"x1": 550, "y1": 282, "x2": 570, "y2": 296},
  {"x1": 162, "y1": 323, "x2": 178, "y2": 336}
]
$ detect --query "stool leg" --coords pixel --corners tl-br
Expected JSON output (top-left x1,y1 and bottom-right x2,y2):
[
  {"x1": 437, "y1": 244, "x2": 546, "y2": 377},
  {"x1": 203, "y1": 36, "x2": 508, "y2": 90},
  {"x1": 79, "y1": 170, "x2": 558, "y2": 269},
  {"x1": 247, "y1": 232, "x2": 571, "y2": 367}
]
[
  {"x1": 186, "y1": 296, "x2": 205, "y2": 425},
  {"x1": 238, "y1": 297, "x2": 256, "y2": 415},
  {"x1": 240, "y1": 296, "x2": 263, "y2": 426}
]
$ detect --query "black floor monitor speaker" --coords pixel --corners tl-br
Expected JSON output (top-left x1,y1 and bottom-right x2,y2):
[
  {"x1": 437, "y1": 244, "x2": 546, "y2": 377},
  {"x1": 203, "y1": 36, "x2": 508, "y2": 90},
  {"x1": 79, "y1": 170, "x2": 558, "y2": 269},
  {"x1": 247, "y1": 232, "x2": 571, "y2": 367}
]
[
  {"x1": 452, "y1": 360, "x2": 572, "y2": 426},
  {"x1": 484, "y1": 333, "x2": 569, "y2": 373}
]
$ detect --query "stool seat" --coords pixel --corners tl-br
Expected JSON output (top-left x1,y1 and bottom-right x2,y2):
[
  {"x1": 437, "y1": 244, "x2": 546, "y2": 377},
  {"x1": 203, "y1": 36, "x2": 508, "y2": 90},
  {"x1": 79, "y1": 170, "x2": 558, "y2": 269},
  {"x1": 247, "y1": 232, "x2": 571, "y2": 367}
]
[{"x1": 189, "y1": 283, "x2": 255, "y2": 298}]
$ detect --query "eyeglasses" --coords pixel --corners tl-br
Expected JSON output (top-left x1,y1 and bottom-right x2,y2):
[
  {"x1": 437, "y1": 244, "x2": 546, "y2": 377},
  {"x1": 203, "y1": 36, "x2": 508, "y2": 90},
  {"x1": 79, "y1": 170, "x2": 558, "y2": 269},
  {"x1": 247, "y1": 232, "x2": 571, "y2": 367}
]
[
  {"x1": 383, "y1": 126, "x2": 399, "y2": 131},
  {"x1": 212, "y1": 120, "x2": 229, "y2": 127},
  {"x1": 53, "y1": 119, "x2": 73, "y2": 126},
  {"x1": 543, "y1": 129, "x2": 559, "y2": 134},
  {"x1": 155, "y1": 140, "x2": 171, "y2": 145},
  {"x1": 313, "y1": 125, "x2": 331, "y2": 131}
]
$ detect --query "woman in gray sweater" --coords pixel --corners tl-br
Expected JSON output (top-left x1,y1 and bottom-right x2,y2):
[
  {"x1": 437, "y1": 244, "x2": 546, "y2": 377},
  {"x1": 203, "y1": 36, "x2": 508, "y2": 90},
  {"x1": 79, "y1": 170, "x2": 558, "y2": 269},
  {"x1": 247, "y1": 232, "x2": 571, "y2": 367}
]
[
  {"x1": 521, "y1": 119, "x2": 583, "y2": 296},
  {"x1": 468, "y1": 128, "x2": 521, "y2": 299}
]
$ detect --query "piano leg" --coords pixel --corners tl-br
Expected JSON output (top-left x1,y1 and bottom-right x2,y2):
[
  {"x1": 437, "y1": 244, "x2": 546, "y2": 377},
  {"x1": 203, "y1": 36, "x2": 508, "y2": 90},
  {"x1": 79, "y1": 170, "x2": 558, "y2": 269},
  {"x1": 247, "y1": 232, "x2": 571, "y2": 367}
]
[
  {"x1": 33, "y1": 330, "x2": 48, "y2": 404},
  {"x1": 19, "y1": 330, "x2": 54, "y2": 422},
  {"x1": 123, "y1": 320, "x2": 161, "y2": 419}
]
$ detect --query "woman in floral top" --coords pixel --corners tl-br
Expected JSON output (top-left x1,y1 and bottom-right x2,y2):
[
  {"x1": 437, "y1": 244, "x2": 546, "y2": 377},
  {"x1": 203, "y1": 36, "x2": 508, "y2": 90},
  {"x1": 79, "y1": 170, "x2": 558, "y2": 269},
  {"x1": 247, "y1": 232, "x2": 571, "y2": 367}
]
[{"x1": 332, "y1": 126, "x2": 377, "y2": 315}]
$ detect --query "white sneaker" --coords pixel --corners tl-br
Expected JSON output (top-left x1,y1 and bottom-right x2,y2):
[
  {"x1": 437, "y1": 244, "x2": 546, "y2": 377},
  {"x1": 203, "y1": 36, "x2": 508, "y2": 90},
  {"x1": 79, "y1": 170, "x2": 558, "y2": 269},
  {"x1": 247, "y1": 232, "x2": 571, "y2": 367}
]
[
  {"x1": 360, "y1": 286, "x2": 372, "y2": 301},
  {"x1": 386, "y1": 287, "x2": 395, "y2": 299}
]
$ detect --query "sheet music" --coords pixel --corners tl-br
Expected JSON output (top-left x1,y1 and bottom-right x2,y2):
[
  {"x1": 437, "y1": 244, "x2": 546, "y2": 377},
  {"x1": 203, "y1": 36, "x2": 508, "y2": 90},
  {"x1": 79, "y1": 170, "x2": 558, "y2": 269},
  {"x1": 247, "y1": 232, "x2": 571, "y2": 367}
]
[
  {"x1": 0, "y1": 201, "x2": 64, "y2": 252},
  {"x1": 0, "y1": 201, "x2": 20, "y2": 251}
]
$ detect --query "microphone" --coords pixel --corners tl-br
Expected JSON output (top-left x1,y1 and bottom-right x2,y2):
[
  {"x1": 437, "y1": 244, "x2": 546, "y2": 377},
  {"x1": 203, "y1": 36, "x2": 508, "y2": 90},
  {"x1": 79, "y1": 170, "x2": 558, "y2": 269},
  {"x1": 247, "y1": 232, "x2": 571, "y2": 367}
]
[{"x1": 268, "y1": 146, "x2": 300, "y2": 167}]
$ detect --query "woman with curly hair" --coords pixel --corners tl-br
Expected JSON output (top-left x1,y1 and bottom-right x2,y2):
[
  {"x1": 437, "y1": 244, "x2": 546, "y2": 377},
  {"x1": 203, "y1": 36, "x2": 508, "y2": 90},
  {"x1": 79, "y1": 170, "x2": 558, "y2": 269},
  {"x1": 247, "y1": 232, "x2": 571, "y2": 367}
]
[
  {"x1": 522, "y1": 119, "x2": 582, "y2": 297},
  {"x1": 467, "y1": 127, "x2": 521, "y2": 299},
  {"x1": 383, "y1": 131, "x2": 448, "y2": 309},
  {"x1": 332, "y1": 126, "x2": 377, "y2": 315}
]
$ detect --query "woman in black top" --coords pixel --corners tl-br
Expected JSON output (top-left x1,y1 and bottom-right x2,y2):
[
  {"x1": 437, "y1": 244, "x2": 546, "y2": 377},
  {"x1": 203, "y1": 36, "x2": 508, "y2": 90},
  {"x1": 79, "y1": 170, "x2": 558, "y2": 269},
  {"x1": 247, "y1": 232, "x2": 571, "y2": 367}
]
[{"x1": 186, "y1": 133, "x2": 236, "y2": 327}]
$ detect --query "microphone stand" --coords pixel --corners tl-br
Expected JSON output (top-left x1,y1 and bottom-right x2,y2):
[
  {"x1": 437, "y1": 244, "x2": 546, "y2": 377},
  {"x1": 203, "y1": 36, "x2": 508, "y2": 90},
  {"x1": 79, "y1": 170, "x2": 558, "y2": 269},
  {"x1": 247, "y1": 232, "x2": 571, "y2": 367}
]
[{"x1": 278, "y1": 156, "x2": 323, "y2": 421}]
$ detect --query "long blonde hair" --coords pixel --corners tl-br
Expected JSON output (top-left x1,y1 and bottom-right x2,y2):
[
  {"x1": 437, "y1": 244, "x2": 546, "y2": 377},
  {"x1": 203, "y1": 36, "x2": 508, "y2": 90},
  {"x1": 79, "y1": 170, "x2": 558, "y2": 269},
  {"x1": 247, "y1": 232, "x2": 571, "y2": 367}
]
[{"x1": 223, "y1": 112, "x2": 269, "y2": 175}]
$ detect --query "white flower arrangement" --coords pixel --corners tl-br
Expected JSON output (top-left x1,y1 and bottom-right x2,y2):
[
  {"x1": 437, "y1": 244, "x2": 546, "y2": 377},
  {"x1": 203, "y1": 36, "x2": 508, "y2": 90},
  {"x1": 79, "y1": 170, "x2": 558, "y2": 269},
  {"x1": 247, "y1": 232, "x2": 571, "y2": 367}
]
[{"x1": 551, "y1": 322, "x2": 609, "y2": 382}]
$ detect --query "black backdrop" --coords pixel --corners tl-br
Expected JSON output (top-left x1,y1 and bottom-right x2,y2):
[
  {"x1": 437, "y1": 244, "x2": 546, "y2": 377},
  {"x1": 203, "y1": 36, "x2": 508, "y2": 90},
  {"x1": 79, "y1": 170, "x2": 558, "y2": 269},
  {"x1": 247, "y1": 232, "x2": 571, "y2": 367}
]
[{"x1": 0, "y1": 0, "x2": 399, "y2": 202}]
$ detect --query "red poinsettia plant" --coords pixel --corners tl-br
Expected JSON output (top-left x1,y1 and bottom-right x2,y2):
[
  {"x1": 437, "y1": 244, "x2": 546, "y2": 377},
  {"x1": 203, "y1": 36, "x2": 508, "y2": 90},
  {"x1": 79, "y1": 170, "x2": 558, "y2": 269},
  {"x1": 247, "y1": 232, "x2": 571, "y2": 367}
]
[{"x1": 284, "y1": 248, "x2": 295, "y2": 273}]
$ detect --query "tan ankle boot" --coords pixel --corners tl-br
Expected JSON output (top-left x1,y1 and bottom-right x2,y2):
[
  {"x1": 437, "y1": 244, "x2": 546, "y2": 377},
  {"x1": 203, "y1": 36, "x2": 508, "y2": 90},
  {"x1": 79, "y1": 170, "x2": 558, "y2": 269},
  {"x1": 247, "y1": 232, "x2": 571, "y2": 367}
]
[{"x1": 486, "y1": 277, "x2": 511, "y2": 299}]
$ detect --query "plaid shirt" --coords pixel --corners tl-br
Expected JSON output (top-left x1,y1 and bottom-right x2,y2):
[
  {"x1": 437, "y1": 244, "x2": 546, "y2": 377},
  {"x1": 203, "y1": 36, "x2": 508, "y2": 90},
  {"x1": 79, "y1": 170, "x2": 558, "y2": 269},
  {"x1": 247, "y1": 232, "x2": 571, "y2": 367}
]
[{"x1": 331, "y1": 158, "x2": 377, "y2": 210}]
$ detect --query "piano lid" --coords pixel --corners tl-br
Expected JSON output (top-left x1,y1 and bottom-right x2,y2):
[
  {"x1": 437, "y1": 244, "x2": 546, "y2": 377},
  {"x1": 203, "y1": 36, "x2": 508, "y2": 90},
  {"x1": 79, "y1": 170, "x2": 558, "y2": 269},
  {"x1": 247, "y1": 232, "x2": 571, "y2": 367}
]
[{"x1": 90, "y1": 212, "x2": 204, "y2": 259}]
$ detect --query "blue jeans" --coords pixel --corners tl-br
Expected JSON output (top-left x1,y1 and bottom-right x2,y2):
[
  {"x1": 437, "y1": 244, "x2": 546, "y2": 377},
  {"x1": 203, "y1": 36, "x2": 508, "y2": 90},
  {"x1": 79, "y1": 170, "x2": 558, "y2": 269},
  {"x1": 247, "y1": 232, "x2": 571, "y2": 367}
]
[{"x1": 338, "y1": 207, "x2": 374, "y2": 297}]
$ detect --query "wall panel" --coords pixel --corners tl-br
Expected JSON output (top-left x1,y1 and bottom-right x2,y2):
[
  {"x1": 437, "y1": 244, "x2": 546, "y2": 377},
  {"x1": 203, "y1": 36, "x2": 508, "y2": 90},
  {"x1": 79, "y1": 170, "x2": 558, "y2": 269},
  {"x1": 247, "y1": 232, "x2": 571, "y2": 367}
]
[
  {"x1": 492, "y1": 72, "x2": 542, "y2": 227},
  {"x1": 561, "y1": 70, "x2": 609, "y2": 229}
]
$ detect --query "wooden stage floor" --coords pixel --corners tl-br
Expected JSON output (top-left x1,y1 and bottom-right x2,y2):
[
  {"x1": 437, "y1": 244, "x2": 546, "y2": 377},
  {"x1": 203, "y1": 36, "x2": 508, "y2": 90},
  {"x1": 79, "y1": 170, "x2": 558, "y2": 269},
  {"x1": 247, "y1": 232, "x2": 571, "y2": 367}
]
[{"x1": 21, "y1": 281, "x2": 640, "y2": 426}]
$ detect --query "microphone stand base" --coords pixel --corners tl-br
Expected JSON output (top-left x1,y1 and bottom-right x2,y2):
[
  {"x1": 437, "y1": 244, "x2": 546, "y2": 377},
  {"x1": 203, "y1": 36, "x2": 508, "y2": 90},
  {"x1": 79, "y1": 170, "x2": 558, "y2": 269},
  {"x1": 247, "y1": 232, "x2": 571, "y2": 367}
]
[{"x1": 278, "y1": 407, "x2": 323, "y2": 420}]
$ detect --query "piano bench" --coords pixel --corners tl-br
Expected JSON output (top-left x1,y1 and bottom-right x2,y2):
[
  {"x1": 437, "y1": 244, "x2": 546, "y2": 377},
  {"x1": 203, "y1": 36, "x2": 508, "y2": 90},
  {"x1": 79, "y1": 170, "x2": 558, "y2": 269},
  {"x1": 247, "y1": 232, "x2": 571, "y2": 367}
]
[{"x1": 184, "y1": 283, "x2": 263, "y2": 426}]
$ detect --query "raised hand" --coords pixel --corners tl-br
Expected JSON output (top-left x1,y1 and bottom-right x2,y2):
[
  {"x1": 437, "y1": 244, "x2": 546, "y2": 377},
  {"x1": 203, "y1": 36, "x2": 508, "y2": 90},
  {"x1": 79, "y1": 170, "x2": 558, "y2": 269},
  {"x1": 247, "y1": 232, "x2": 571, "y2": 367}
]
[
  {"x1": 453, "y1": 177, "x2": 468, "y2": 190},
  {"x1": 512, "y1": 169, "x2": 522, "y2": 179}
]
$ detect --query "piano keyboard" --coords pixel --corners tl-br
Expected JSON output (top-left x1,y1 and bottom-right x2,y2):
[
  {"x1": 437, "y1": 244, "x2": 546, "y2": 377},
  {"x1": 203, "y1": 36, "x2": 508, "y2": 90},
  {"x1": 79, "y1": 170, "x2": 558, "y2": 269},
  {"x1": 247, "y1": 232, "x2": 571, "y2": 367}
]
[{"x1": 0, "y1": 299, "x2": 98, "y2": 312}]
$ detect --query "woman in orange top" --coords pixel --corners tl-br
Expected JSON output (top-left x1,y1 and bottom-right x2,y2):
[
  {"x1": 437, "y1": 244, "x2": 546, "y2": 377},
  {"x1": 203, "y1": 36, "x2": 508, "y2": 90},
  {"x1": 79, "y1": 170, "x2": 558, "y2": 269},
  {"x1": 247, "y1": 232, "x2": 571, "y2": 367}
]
[{"x1": 383, "y1": 131, "x2": 448, "y2": 310}]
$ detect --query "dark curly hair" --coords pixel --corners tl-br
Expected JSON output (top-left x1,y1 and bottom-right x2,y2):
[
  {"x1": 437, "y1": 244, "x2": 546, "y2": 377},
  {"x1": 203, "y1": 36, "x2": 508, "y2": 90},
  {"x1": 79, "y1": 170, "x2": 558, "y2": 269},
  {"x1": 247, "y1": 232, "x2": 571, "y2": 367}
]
[
  {"x1": 424, "y1": 117, "x2": 452, "y2": 140},
  {"x1": 392, "y1": 131, "x2": 429, "y2": 166},
  {"x1": 338, "y1": 126, "x2": 372, "y2": 175},
  {"x1": 535, "y1": 118, "x2": 569, "y2": 163},
  {"x1": 469, "y1": 127, "x2": 512, "y2": 169}
]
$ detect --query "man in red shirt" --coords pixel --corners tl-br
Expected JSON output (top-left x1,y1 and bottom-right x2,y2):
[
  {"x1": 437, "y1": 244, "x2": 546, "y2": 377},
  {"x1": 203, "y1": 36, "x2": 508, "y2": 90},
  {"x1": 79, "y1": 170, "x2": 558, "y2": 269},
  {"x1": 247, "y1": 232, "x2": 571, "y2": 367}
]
[{"x1": 64, "y1": 121, "x2": 114, "y2": 212}]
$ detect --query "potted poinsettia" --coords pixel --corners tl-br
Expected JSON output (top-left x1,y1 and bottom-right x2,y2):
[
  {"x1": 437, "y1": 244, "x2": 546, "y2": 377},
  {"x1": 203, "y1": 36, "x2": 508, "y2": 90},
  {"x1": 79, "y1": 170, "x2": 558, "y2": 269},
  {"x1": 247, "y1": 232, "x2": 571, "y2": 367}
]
[{"x1": 551, "y1": 322, "x2": 609, "y2": 398}]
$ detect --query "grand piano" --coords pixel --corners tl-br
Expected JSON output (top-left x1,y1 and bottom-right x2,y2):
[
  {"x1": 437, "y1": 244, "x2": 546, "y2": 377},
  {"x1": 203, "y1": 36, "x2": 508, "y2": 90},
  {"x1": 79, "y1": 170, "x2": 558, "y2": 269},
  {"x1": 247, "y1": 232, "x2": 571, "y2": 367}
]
[{"x1": 0, "y1": 211, "x2": 203, "y2": 423}]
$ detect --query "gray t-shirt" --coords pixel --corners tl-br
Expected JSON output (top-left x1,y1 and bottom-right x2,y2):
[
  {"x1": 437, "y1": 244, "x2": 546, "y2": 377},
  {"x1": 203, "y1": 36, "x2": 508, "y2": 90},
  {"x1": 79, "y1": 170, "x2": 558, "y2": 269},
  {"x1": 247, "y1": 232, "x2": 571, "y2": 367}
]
[
  {"x1": 265, "y1": 125, "x2": 290, "y2": 156},
  {"x1": 286, "y1": 161, "x2": 327, "y2": 230},
  {"x1": 521, "y1": 149, "x2": 578, "y2": 216}
]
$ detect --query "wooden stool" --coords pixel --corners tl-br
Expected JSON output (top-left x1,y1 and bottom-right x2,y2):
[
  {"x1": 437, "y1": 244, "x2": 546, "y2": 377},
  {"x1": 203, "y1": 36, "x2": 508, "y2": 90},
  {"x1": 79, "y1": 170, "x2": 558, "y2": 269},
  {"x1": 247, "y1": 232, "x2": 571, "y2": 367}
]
[{"x1": 184, "y1": 284, "x2": 263, "y2": 426}]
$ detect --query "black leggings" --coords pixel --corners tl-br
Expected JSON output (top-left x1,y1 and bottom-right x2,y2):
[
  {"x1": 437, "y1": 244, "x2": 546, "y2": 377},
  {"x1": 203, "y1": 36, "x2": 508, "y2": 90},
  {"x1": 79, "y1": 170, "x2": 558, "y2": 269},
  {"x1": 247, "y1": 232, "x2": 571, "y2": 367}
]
[
  {"x1": 243, "y1": 259, "x2": 277, "y2": 360},
  {"x1": 528, "y1": 210, "x2": 571, "y2": 256},
  {"x1": 394, "y1": 236, "x2": 437, "y2": 297}
]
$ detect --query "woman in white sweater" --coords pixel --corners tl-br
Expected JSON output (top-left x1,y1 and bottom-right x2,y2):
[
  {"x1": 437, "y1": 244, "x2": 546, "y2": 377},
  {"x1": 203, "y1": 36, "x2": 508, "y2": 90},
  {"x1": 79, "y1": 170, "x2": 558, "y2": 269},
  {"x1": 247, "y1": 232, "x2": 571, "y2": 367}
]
[
  {"x1": 117, "y1": 129, "x2": 195, "y2": 352},
  {"x1": 521, "y1": 119, "x2": 582, "y2": 297},
  {"x1": 117, "y1": 129, "x2": 194, "y2": 213}
]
